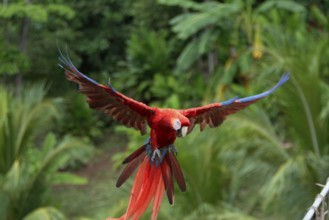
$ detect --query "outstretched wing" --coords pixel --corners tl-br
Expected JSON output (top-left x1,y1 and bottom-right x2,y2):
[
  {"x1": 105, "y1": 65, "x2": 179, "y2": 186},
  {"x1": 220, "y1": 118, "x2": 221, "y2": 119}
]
[
  {"x1": 179, "y1": 73, "x2": 290, "y2": 134},
  {"x1": 59, "y1": 49, "x2": 154, "y2": 135}
]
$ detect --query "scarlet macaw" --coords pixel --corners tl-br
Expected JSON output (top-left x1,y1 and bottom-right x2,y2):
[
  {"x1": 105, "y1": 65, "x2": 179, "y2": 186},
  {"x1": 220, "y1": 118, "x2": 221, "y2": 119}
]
[{"x1": 59, "y1": 51, "x2": 289, "y2": 220}]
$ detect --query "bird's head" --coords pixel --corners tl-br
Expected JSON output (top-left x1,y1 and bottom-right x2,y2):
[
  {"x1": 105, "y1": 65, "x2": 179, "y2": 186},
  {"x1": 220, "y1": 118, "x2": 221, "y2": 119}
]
[{"x1": 172, "y1": 118, "x2": 190, "y2": 138}]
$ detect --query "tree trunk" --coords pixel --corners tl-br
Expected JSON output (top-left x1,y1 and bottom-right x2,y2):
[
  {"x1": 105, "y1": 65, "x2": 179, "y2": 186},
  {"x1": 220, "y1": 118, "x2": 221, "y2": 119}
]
[
  {"x1": 207, "y1": 50, "x2": 217, "y2": 78},
  {"x1": 15, "y1": 0, "x2": 30, "y2": 91},
  {"x1": 3, "y1": 0, "x2": 8, "y2": 42},
  {"x1": 1, "y1": 0, "x2": 9, "y2": 85}
]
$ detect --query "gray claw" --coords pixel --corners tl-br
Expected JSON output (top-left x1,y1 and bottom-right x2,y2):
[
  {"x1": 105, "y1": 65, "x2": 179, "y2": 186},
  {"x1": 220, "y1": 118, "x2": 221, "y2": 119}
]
[{"x1": 151, "y1": 148, "x2": 161, "y2": 161}]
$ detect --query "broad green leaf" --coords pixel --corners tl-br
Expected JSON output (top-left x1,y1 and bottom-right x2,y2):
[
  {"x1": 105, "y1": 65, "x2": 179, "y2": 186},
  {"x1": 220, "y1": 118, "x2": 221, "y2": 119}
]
[
  {"x1": 23, "y1": 207, "x2": 67, "y2": 220},
  {"x1": 171, "y1": 2, "x2": 240, "y2": 40},
  {"x1": 257, "y1": 0, "x2": 306, "y2": 13},
  {"x1": 171, "y1": 12, "x2": 221, "y2": 40},
  {"x1": 42, "y1": 133, "x2": 57, "y2": 154},
  {"x1": 176, "y1": 38, "x2": 199, "y2": 71},
  {"x1": 3, "y1": 160, "x2": 21, "y2": 192},
  {"x1": 176, "y1": 29, "x2": 215, "y2": 71},
  {"x1": 158, "y1": 0, "x2": 204, "y2": 10}
]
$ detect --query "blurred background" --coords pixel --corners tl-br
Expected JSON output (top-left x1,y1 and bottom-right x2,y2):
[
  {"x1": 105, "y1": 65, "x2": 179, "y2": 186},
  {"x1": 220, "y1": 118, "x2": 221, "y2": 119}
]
[{"x1": 1, "y1": 0, "x2": 329, "y2": 219}]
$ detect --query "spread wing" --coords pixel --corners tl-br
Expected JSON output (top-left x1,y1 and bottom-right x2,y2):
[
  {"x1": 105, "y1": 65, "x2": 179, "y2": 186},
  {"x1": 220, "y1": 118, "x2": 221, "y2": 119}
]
[
  {"x1": 59, "y1": 50, "x2": 154, "y2": 135},
  {"x1": 179, "y1": 73, "x2": 290, "y2": 134}
]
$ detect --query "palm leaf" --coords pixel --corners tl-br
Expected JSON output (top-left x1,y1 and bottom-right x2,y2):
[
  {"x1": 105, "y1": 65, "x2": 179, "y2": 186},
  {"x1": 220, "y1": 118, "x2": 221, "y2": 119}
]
[
  {"x1": 170, "y1": 2, "x2": 241, "y2": 40},
  {"x1": 0, "y1": 84, "x2": 58, "y2": 174}
]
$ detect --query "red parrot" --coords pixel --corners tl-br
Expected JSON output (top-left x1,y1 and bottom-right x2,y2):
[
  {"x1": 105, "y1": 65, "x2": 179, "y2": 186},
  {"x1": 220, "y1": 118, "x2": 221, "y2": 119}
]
[{"x1": 59, "y1": 50, "x2": 289, "y2": 220}]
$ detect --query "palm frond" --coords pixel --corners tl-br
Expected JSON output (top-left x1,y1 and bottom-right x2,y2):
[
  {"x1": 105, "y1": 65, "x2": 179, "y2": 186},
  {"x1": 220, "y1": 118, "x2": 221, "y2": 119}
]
[{"x1": 0, "y1": 84, "x2": 58, "y2": 174}]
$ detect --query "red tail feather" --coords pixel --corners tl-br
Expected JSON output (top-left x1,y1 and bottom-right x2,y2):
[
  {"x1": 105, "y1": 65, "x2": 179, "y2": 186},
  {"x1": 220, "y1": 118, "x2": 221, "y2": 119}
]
[
  {"x1": 108, "y1": 145, "x2": 186, "y2": 220},
  {"x1": 108, "y1": 157, "x2": 164, "y2": 220},
  {"x1": 161, "y1": 159, "x2": 174, "y2": 204},
  {"x1": 167, "y1": 153, "x2": 186, "y2": 192},
  {"x1": 116, "y1": 151, "x2": 145, "y2": 187},
  {"x1": 122, "y1": 145, "x2": 146, "y2": 164}
]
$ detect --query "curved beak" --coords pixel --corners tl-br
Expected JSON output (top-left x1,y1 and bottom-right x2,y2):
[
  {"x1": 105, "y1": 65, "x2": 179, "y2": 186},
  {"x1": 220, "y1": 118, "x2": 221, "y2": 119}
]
[{"x1": 176, "y1": 126, "x2": 188, "y2": 138}]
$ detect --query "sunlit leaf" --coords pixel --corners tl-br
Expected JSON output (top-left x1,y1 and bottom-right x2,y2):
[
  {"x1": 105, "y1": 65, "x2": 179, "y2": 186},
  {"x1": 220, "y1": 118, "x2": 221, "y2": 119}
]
[
  {"x1": 23, "y1": 207, "x2": 67, "y2": 220},
  {"x1": 257, "y1": 0, "x2": 306, "y2": 13},
  {"x1": 49, "y1": 173, "x2": 87, "y2": 185}
]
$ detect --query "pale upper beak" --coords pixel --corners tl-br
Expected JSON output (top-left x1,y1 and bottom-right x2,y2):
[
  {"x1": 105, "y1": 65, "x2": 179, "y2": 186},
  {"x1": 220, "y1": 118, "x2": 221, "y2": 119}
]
[{"x1": 176, "y1": 126, "x2": 188, "y2": 138}]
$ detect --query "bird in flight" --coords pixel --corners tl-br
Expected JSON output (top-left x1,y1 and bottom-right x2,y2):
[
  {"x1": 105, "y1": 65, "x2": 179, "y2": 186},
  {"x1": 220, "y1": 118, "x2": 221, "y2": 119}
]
[{"x1": 59, "y1": 49, "x2": 289, "y2": 220}]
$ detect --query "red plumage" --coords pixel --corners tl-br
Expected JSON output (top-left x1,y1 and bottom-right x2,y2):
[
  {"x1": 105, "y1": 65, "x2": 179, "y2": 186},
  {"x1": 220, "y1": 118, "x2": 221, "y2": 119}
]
[{"x1": 59, "y1": 50, "x2": 289, "y2": 220}]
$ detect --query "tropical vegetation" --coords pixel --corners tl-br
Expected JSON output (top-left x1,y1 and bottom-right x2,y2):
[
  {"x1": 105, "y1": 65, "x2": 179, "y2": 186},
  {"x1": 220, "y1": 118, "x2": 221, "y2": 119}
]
[{"x1": 0, "y1": 0, "x2": 329, "y2": 219}]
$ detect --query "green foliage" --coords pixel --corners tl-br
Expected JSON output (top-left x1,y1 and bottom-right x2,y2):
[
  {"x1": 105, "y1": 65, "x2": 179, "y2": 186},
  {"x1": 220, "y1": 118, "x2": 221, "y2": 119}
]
[
  {"x1": 262, "y1": 24, "x2": 329, "y2": 155},
  {"x1": 310, "y1": 4, "x2": 328, "y2": 28},
  {"x1": 56, "y1": 93, "x2": 104, "y2": 139},
  {"x1": 160, "y1": 0, "x2": 242, "y2": 72},
  {"x1": 63, "y1": 0, "x2": 132, "y2": 73},
  {"x1": 132, "y1": 0, "x2": 179, "y2": 29},
  {"x1": 0, "y1": 1, "x2": 75, "y2": 77},
  {"x1": 0, "y1": 43, "x2": 29, "y2": 75},
  {"x1": 0, "y1": 83, "x2": 58, "y2": 174},
  {"x1": 249, "y1": 16, "x2": 329, "y2": 218},
  {"x1": 45, "y1": 4, "x2": 75, "y2": 20},
  {"x1": 114, "y1": 27, "x2": 207, "y2": 108},
  {"x1": 0, "y1": 133, "x2": 88, "y2": 220},
  {"x1": 23, "y1": 207, "x2": 67, "y2": 220},
  {"x1": 176, "y1": 29, "x2": 218, "y2": 71},
  {"x1": 127, "y1": 29, "x2": 171, "y2": 75},
  {"x1": 116, "y1": 28, "x2": 177, "y2": 103},
  {"x1": 1, "y1": 0, "x2": 329, "y2": 219},
  {"x1": 0, "y1": 2, "x2": 74, "y2": 24},
  {"x1": 256, "y1": 0, "x2": 306, "y2": 13},
  {"x1": 0, "y1": 3, "x2": 47, "y2": 22},
  {"x1": 0, "y1": 85, "x2": 90, "y2": 220},
  {"x1": 169, "y1": 2, "x2": 241, "y2": 40},
  {"x1": 107, "y1": 1, "x2": 329, "y2": 219}
]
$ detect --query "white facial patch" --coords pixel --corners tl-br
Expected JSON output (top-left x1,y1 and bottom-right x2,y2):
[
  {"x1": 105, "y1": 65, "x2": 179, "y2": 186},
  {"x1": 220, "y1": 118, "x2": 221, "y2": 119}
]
[{"x1": 173, "y1": 119, "x2": 181, "y2": 131}]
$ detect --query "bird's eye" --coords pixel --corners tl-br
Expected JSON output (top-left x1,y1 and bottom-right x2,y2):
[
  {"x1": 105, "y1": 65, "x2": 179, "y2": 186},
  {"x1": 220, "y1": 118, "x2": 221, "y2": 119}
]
[{"x1": 173, "y1": 119, "x2": 181, "y2": 131}]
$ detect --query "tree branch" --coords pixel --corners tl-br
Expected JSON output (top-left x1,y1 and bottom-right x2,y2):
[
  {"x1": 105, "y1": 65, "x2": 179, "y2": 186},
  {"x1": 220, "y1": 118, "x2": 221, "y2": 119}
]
[{"x1": 303, "y1": 178, "x2": 329, "y2": 220}]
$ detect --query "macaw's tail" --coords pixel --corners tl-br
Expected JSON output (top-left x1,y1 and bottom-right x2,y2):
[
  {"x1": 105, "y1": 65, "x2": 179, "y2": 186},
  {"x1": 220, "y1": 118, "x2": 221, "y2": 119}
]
[{"x1": 107, "y1": 144, "x2": 186, "y2": 220}]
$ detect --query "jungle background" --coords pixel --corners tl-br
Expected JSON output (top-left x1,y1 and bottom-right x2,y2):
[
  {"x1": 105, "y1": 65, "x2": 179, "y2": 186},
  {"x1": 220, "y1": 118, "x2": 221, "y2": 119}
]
[{"x1": 1, "y1": 0, "x2": 329, "y2": 219}]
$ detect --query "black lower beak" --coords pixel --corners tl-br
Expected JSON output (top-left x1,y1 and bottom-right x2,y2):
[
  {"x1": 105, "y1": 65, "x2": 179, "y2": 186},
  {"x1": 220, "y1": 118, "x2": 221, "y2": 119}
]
[{"x1": 176, "y1": 129, "x2": 182, "y2": 137}]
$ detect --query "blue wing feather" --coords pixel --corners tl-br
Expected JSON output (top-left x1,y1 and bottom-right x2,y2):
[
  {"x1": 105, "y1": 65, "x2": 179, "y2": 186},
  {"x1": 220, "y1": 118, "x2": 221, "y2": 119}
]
[
  {"x1": 223, "y1": 72, "x2": 290, "y2": 105},
  {"x1": 58, "y1": 46, "x2": 117, "y2": 93},
  {"x1": 180, "y1": 72, "x2": 290, "y2": 133},
  {"x1": 221, "y1": 96, "x2": 239, "y2": 106}
]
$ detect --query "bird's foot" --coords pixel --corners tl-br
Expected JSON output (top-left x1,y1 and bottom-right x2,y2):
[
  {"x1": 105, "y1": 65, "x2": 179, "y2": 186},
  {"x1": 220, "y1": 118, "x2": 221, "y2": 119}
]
[
  {"x1": 151, "y1": 148, "x2": 162, "y2": 162},
  {"x1": 168, "y1": 144, "x2": 178, "y2": 155},
  {"x1": 145, "y1": 144, "x2": 177, "y2": 166}
]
